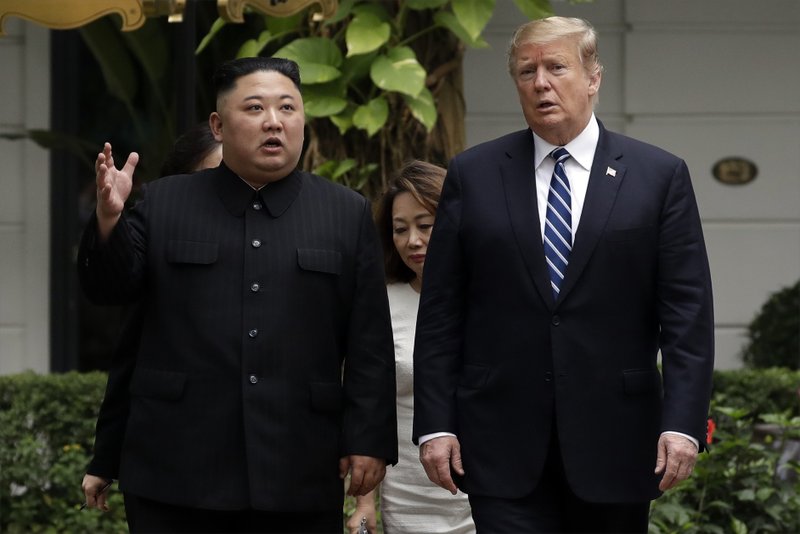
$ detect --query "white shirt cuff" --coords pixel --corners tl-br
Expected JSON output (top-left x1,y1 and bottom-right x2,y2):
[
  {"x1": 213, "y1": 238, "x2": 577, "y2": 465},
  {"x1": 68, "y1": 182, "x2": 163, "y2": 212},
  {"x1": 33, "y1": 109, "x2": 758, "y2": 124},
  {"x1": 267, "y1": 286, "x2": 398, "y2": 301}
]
[
  {"x1": 661, "y1": 431, "x2": 699, "y2": 450},
  {"x1": 418, "y1": 432, "x2": 456, "y2": 445}
]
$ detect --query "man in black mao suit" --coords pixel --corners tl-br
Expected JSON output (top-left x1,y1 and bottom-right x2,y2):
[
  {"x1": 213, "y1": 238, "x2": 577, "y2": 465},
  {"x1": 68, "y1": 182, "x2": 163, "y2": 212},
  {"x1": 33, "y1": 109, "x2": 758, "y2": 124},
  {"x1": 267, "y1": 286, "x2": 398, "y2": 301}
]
[
  {"x1": 79, "y1": 57, "x2": 397, "y2": 533},
  {"x1": 412, "y1": 17, "x2": 714, "y2": 533}
]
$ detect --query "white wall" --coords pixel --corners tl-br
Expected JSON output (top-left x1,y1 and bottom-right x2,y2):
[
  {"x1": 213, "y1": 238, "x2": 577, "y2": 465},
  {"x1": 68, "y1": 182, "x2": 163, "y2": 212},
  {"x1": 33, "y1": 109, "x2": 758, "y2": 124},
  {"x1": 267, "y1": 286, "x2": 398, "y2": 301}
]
[
  {"x1": 463, "y1": 0, "x2": 800, "y2": 369},
  {"x1": 0, "y1": 19, "x2": 50, "y2": 374}
]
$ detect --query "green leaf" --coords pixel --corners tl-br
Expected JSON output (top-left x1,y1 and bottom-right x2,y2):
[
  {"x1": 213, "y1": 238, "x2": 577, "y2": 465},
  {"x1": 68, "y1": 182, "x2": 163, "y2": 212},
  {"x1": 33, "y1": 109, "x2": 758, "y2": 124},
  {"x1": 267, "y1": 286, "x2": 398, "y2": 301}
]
[
  {"x1": 302, "y1": 79, "x2": 348, "y2": 118},
  {"x1": 79, "y1": 20, "x2": 138, "y2": 103},
  {"x1": 736, "y1": 488, "x2": 756, "y2": 501},
  {"x1": 236, "y1": 31, "x2": 274, "y2": 59},
  {"x1": 352, "y1": 2, "x2": 391, "y2": 21},
  {"x1": 341, "y1": 52, "x2": 378, "y2": 85},
  {"x1": 353, "y1": 97, "x2": 389, "y2": 137},
  {"x1": 346, "y1": 12, "x2": 391, "y2": 57},
  {"x1": 121, "y1": 20, "x2": 168, "y2": 87},
  {"x1": 332, "y1": 158, "x2": 357, "y2": 179},
  {"x1": 274, "y1": 37, "x2": 343, "y2": 84},
  {"x1": 403, "y1": 87, "x2": 437, "y2": 132},
  {"x1": 452, "y1": 0, "x2": 495, "y2": 41},
  {"x1": 329, "y1": 107, "x2": 355, "y2": 134},
  {"x1": 512, "y1": 0, "x2": 555, "y2": 20},
  {"x1": 119, "y1": 19, "x2": 171, "y2": 133},
  {"x1": 370, "y1": 46, "x2": 426, "y2": 97},
  {"x1": 730, "y1": 517, "x2": 748, "y2": 534},
  {"x1": 755, "y1": 487, "x2": 775, "y2": 501},
  {"x1": 302, "y1": 83, "x2": 348, "y2": 118},
  {"x1": 196, "y1": 17, "x2": 226, "y2": 55},
  {"x1": 407, "y1": 0, "x2": 449, "y2": 9},
  {"x1": 265, "y1": 11, "x2": 304, "y2": 34},
  {"x1": 323, "y1": 0, "x2": 356, "y2": 25},
  {"x1": 434, "y1": 11, "x2": 489, "y2": 48}
]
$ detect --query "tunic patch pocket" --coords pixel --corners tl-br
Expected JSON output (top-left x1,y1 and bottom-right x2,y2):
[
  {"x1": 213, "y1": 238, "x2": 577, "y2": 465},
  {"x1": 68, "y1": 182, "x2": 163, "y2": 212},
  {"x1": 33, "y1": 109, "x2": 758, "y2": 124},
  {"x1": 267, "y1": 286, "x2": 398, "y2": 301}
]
[
  {"x1": 166, "y1": 240, "x2": 218, "y2": 264},
  {"x1": 297, "y1": 248, "x2": 342, "y2": 275}
]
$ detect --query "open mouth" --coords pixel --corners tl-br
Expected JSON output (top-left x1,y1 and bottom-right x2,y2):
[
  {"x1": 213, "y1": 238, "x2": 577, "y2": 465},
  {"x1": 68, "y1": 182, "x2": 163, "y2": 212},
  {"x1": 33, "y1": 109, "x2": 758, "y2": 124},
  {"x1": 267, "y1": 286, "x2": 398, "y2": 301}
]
[
  {"x1": 262, "y1": 137, "x2": 282, "y2": 148},
  {"x1": 537, "y1": 101, "x2": 556, "y2": 110}
]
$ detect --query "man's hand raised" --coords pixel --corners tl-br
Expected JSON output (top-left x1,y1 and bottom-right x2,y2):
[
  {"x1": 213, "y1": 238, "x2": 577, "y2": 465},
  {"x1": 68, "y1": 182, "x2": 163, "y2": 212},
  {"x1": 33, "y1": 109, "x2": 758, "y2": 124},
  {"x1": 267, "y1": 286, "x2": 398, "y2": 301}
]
[{"x1": 95, "y1": 142, "x2": 138, "y2": 241}]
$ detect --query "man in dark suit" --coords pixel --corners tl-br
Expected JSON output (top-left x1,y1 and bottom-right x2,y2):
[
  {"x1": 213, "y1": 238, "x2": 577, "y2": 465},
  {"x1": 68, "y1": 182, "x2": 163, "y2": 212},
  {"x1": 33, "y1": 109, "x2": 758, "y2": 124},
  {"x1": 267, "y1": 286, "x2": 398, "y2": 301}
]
[
  {"x1": 79, "y1": 57, "x2": 397, "y2": 533},
  {"x1": 412, "y1": 16, "x2": 714, "y2": 533}
]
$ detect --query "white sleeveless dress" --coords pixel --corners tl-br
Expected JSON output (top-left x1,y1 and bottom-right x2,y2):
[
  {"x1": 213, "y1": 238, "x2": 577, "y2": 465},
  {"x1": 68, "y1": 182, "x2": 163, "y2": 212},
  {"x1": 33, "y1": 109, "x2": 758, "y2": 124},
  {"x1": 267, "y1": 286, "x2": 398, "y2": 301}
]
[{"x1": 380, "y1": 283, "x2": 475, "y2": 534}]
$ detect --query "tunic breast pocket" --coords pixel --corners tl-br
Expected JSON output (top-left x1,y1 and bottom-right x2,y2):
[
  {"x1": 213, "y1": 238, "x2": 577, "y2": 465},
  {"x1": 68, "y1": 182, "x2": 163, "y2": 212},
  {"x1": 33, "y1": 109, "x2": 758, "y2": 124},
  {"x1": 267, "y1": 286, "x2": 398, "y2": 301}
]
[
  {"x1": 296, "y1": 248, "x2": 342, "y2": 275},
  {"x1": 166, "y1": 240, "x2": 218, "y2": 265}
]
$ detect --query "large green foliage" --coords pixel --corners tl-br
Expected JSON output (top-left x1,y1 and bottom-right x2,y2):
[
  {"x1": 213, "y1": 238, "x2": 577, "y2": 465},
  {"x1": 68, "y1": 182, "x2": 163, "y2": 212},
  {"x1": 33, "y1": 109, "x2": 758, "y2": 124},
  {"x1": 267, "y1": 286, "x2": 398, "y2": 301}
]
[
  {"x1": 741, "y1": 280, "x2": 799, "y2": 370},
  {"x1": 0, "y1": 372, "x2": 127, "y2": 533},
  {"x1": 649, "y1": 370, "x2": 800, "y2": 534},
  {"x1": 196, "y1": 0, "x2": 560, "y2": 194},
  {"x1": 2, "y1": 369, "x2": 798, "y2": 532}
]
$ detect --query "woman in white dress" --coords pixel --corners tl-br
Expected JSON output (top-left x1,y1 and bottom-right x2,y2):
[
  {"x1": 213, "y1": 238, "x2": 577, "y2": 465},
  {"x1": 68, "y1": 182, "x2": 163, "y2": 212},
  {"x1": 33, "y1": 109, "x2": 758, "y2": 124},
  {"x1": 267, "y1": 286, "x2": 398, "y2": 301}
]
[{"x1": 347, "y1": 161, "x2": 475, "y2": 534}]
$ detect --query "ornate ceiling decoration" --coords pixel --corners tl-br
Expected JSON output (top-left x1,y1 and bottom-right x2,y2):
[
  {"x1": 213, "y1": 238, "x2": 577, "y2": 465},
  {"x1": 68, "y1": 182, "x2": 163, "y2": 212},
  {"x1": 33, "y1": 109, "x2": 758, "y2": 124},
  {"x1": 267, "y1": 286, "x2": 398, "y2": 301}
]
[{"x1": 0, "y1": 0, "x2": 338, "y2": 35}]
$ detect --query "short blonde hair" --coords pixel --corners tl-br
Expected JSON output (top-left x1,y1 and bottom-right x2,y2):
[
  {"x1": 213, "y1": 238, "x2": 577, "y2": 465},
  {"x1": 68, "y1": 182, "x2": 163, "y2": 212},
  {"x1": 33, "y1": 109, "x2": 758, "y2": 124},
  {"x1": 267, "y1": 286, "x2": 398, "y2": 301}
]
[{"x1": 507, "y1": 16, "x2": 603, "y2": 80}]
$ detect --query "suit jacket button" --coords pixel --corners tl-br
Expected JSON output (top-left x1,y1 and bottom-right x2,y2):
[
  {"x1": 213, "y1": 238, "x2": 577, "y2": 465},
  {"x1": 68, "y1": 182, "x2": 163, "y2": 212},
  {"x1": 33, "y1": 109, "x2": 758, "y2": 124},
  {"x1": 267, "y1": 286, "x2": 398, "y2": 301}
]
[
  {"x1": 250, "y1": 282, "x2": 260, "y2": 292},
  {"x1": 552, "y1": 315, "x2": 560, "y2": 326},
  {"x1": 252, "y1": 239, "x2": 262, "y2": 248},
  {"x1": 249, "y1": 374, "x2": 258, "y2": 384},
  {"x1": 248, "y1": 329, "x2": 258, "y2": 338},
  {"x1": 544, "y1": 371, "x2": 553, "y2": 382}
]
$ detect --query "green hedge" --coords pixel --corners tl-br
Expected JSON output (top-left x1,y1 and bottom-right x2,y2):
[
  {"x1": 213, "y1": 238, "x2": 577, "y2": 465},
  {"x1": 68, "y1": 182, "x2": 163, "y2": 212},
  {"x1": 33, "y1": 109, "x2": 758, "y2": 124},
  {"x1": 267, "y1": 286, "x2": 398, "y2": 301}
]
[
  {"x1": 2, "y1": 369, "x2": 798, "y2": 533},
  {"x1": 741, "y1": 280, "x2": 799, "y2": 370},
  {"x1": 649, "y1": 368, "x2": 800, "y2": 533},
  {"x1": 0, "y1": 371, "x2": 126, "y2": 533}
]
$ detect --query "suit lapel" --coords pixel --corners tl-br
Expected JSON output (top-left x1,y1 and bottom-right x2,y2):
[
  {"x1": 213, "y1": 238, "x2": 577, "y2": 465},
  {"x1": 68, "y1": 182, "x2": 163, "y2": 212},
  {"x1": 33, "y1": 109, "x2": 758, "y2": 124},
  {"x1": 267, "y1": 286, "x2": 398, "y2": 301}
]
[
  {"x1": 499, "y1": 130, "x2": 554, "y2": 309},
  {"x1": 558, "y1": 124, "x2": 626, "y2": 302}
]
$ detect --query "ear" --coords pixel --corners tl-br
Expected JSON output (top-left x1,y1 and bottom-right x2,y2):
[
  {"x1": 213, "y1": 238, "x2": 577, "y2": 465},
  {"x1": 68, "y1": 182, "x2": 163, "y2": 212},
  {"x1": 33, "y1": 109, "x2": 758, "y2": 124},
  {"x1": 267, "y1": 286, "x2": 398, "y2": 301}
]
[
  {"x1": 588, "y1": 70, "x2": 602, "y2": 97},
  {"x1": 209, "y1": 112, "x2": 223, "y2": 142}
]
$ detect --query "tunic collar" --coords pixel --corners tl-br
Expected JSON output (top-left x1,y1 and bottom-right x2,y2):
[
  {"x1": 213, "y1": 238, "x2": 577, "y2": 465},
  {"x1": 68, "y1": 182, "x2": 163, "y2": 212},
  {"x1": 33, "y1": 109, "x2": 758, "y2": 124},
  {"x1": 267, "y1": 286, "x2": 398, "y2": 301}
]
[{"x1": 215, "y1": 161, "x2": 303, "y2": 218}]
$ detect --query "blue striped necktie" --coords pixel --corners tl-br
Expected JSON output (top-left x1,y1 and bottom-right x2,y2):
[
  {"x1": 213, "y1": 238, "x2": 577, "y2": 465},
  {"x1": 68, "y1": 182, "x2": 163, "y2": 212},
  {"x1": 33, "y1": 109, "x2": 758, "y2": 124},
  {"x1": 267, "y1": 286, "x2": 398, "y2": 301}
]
[{"x1": 544, "y1": 147, "x2": 572, "y2": 300}]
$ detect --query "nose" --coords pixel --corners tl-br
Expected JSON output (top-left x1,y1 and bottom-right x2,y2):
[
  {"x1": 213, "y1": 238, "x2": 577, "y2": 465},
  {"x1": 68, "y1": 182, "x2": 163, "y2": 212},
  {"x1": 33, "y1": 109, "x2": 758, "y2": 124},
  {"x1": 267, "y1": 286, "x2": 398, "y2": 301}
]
[
  {"x1": 262, "y1": 108, "x2": 282, "y2": 131},
  {"x1": 533, "y1": 69, "x2": 550, "y2": 91},
  {"x1": 408, "y1": 228, "x2": 424, "y2": 248}
]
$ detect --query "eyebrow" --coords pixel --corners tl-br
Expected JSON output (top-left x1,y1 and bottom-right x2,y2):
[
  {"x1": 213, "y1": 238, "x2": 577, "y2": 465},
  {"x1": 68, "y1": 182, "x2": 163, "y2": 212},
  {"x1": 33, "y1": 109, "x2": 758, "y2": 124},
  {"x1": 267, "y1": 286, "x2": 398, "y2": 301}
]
[
  {"x1": 393, "y1": 212, "x2": 434, "y2": 222},
  {"x1": 243, "y1": 94, "x2": 296, "y2": 101}
]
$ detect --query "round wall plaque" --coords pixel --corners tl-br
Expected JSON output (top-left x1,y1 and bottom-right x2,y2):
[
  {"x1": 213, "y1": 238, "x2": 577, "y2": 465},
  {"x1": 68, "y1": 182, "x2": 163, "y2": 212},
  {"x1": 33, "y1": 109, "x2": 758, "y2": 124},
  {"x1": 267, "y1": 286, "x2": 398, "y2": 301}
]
[{"x1": 712, "y1": 157, "x2": 758, "y2": 185}]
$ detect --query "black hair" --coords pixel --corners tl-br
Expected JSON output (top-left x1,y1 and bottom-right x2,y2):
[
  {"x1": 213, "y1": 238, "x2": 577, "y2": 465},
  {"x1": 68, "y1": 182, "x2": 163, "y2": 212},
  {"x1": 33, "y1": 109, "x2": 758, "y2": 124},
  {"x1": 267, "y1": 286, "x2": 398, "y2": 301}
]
[
  {"x1": 212, "y1": 57, "x2": 302, "y2": 100},
  {"x1": 375, "y1": 160, "x2": 446, "y2": 283},
  {"x1": 159, "y1": 122, "x2": 221, "y2": 176}
]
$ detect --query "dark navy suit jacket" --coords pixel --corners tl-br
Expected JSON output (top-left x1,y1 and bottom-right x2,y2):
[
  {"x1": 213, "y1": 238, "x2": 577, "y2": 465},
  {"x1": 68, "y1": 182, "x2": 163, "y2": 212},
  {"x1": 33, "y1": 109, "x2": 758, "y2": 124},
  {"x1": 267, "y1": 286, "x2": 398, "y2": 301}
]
[{"x1": 412, "y1": 122, "x2": 714, "y2": 503}]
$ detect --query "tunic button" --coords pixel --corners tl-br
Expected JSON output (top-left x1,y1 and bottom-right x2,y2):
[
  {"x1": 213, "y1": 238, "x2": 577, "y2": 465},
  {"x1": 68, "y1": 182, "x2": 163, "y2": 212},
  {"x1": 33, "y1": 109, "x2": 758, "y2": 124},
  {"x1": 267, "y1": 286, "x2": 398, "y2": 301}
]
[
  {"x1": 250, "y1": 283, "x2": 260, "y2": 292},
  {"x1": 252, "y1": 239, "x2": 261, "y2": 248},
  {"x1": 248, "y1": 329, "x2": 258, "y2": 338},
  {"x1": 252, "y1": 202, "x2": 262, "y2": 210},
  {"x1": 249, "y1": 374, "x2": 258, "y2": 384}
]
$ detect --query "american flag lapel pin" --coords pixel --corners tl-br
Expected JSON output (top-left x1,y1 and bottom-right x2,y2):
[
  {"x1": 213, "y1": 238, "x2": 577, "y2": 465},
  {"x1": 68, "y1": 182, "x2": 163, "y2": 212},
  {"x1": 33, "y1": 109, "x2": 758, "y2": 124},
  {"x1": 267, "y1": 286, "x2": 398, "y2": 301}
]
[{"x1": 606, "y1": 166, "x2": 617, "y2": 178}]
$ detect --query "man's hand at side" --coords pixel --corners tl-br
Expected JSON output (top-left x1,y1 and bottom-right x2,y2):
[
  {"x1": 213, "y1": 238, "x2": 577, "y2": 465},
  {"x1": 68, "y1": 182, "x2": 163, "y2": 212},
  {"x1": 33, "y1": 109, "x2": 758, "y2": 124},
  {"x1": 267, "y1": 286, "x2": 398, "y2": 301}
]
[
  {"x1": 340, "y1": 455, "x2": 386, "y2": 496},
  {"x1": 81, "y1": 473, "x2": 112, "y2": 511},
  {"x1": 419, "y1": 435, "x2": 464, "y2": 495},
  {"x1": 655, "y1": 433, "x2": 698, "y2": 491}
]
